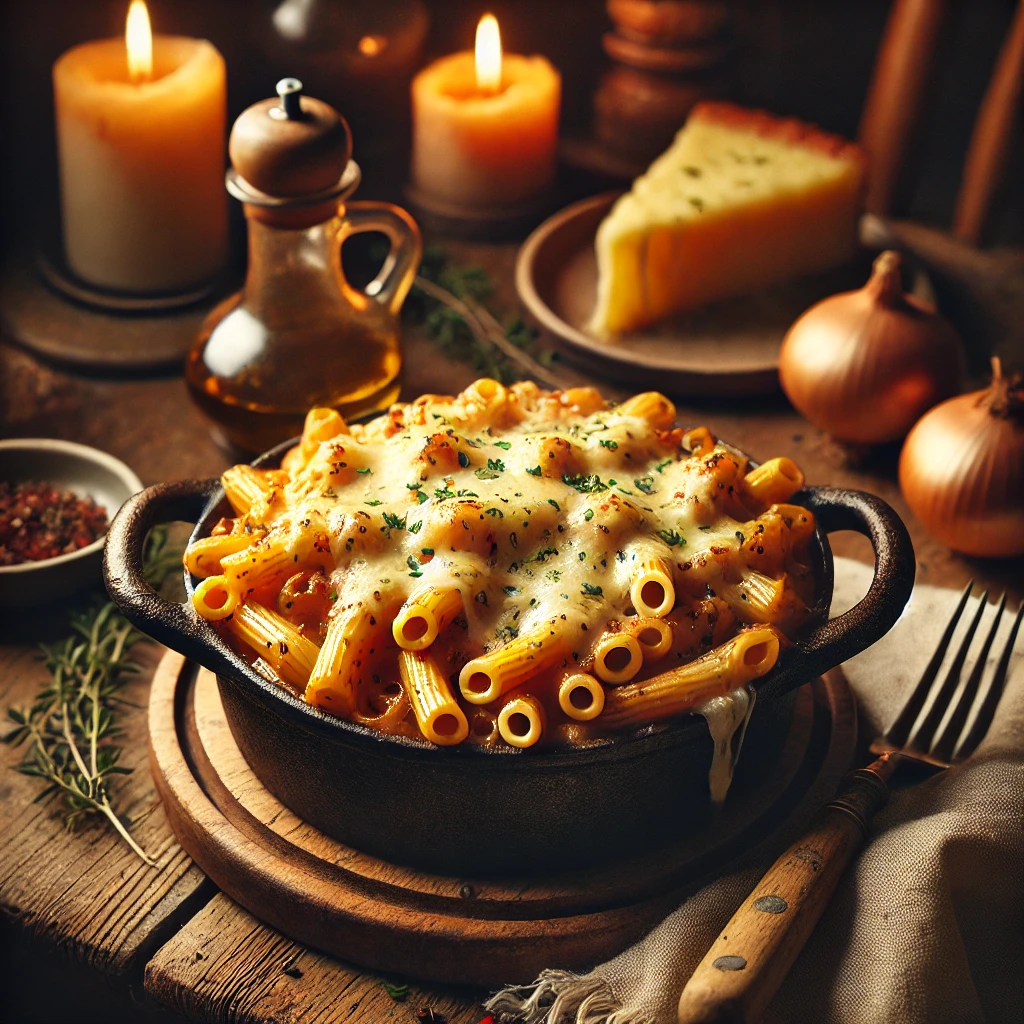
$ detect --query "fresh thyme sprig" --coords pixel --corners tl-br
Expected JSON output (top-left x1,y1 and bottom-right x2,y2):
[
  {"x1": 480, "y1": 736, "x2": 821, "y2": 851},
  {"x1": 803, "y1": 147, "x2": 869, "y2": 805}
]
[
  {"x1": 3, "y1": 526, "x2": 181, "y2": 867},
  {"x1": 408, "y1": 246, "x2": 562, "y2": 387}
]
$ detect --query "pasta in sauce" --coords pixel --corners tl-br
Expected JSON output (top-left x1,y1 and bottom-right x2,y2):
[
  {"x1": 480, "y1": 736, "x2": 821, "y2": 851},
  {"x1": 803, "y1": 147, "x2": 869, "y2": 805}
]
[{"x1": 186, "y1": 379, "x2": 816, "y2": 758}]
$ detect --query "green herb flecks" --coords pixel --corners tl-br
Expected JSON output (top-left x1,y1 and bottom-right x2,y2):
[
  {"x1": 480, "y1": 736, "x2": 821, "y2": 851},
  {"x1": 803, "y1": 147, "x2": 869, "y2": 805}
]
[
  {"x1": 657, "y1": 528, "x2": 686, "y2": 547},
  {"x1": 581, "y1": 582, "x2": 603, "y2": 597},
  {"x1": 474, "y1": 458, "x2": 505, "y2": 480},
  {"x1": 562, "y1": 473, "x2": 608, "y2": 493}
]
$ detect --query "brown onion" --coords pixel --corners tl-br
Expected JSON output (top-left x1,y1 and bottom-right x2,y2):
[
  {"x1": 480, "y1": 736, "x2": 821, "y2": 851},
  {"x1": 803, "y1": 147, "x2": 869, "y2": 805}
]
[
  {"x1": 779, "y1": 251, "x2": 964, "y2": 443},
  {"x1": 899, "y1": 359, "x2": 1024, "y2": 557}
]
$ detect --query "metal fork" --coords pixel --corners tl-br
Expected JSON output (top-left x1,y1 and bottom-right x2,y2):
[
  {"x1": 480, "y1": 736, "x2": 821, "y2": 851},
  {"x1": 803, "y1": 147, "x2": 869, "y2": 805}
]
[{"x1": 677, "y1": 583, "x2": 1023, "y2": 1024}]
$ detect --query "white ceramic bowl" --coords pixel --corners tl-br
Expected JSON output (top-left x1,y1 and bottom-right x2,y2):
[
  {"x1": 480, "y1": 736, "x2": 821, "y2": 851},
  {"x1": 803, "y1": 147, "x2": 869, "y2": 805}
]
[{"x1": 0, "y1": 439, "x2": 143, "y2": 608}]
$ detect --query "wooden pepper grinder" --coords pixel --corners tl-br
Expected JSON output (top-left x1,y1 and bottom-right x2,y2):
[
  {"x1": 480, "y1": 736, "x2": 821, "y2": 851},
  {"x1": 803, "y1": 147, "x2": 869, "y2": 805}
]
[{"x1": 186, "y1": 78, "x2": 421, "y2": 454}]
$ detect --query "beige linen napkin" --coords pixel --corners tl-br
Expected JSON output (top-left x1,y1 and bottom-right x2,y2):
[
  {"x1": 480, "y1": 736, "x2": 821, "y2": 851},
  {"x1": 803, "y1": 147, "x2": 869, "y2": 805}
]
[{"x1": 487, "y1": 558, "x2": 1024, "y2": 1024}]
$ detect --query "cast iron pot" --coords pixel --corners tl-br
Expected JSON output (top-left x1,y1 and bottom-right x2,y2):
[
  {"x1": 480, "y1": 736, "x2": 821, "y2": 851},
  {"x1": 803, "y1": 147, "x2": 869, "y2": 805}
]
[{"x1": 104, "y1": 437, "x2": 915, "y2": 875}]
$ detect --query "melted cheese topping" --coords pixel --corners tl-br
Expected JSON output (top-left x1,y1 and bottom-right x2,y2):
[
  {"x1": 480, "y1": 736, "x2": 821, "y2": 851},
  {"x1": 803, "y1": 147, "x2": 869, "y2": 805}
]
[{"x1": 263, "y1": 390, "x2": 756, "y2": 662}]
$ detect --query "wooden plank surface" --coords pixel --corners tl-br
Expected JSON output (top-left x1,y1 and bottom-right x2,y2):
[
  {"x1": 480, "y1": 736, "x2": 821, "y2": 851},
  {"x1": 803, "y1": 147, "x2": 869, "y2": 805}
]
[
  {"x1": 144, "y1": 894, "x2": 487, "y2": 1024},
  {"x1": 1, "y1": 233, "x2": 1021, "y2": 1023},
  {"x1": 0, "y1": 639, "x2": 212, "y2": 977}
]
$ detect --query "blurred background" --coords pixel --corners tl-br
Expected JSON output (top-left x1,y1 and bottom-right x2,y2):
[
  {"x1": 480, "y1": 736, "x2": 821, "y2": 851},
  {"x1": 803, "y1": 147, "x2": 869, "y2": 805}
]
[{"x1": 1, "y1": 0, "x2": 1021, "y2": 261}]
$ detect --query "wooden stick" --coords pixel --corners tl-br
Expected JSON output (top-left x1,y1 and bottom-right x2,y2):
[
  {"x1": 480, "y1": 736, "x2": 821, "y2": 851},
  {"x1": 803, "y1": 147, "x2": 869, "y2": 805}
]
[
  {"x1": 677, "y1": 754, "x2": 899, "y2": 1024},
  {"x1": 858, "y1": 0, "x2": 952, "y2": 216},
  {"x1": 953, "y1": 1, "x2": 1024, "y2": 245}
]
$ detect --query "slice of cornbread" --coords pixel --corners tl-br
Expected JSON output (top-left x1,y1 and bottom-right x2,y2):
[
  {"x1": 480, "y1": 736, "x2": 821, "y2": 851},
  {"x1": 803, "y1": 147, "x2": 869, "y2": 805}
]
[{"x1": 591, "y1": 103, "x2": 866, "y2": 334}]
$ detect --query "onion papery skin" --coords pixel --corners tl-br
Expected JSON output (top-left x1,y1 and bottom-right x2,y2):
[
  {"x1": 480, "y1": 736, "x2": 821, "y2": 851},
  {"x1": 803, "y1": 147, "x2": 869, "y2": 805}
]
[
  {"x1": 899, "y1": 390, "x2": 1024, "y2": 558},
  {"x1": 779, "y1": 252, "x2": 964, "y2": 444}
]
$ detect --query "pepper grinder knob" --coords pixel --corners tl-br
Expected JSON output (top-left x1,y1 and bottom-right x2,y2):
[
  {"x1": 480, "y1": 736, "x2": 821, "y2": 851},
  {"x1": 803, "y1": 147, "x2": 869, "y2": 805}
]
[{"x1": 229, "y1": 77, "x2": 353, "y2": 199}]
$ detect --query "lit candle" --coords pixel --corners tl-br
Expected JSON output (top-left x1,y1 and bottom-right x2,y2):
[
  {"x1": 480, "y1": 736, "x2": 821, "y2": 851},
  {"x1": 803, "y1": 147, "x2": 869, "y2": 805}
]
[
  {"x1": 410, "y1": 13, "x2": 560, "y2": 209},
  {"x1": 53, "y1": 1, "x2": 228, "y2": 293}
]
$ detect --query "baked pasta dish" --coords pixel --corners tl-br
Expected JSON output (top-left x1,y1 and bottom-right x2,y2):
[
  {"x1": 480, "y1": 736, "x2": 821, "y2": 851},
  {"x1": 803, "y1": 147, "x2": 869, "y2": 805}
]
[{"x1": 185, "y1": 380, "x2": 816, "y2": 752}]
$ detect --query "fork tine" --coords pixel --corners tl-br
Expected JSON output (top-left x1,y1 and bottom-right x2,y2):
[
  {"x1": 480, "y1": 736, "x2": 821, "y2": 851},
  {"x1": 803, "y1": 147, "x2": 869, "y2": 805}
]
[
  {"x1": 907, "y1": 589, "x2": 989, "y2": 753},
  {"x1": 954, "y1": 601, "x2": 1024, "y2": 761},
  {"x1": 886, "y1": 581, "x2": 974, "y2": 748},
  {"x1": 930, "y1": 592, "x2": 1006, "y2": 763}
]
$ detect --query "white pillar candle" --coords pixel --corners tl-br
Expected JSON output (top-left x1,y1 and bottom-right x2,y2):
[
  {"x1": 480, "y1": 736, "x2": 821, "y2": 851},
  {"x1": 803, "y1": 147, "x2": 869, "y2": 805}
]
[
  {"x1": 411, "y1": 14, "x2": 560, "y2": 209},
  {"x1": 53, "y1": 1, "x2": 228, "y2": 293}
]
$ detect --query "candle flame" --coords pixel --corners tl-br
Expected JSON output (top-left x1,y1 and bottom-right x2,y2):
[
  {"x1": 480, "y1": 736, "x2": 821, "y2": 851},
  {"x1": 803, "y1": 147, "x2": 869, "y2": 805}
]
[
  {"x1": 126, "y1": 0, "x2": 153, "y2": 83},
  {"x1": 475, "y1": 13, "x2": 502, "y2": 94}
]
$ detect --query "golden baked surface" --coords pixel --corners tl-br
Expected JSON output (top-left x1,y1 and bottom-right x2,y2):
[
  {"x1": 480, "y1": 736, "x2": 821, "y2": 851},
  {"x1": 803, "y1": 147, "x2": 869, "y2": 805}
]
[{"x1": 185, "y1": 380, "x2": 816, "y2": 749}]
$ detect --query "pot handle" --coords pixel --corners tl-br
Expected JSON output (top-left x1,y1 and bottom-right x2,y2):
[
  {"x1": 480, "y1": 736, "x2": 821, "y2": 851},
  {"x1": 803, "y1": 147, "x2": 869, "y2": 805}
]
[
  {"x1": 103, "y1": 479, "x2": 242, "y2": 680},
  {"x1": 765, "y1": 486, "x2": 916, "y2": 698}
]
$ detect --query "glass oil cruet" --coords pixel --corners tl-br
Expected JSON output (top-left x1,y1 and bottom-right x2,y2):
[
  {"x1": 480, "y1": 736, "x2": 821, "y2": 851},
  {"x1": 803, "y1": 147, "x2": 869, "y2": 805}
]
[{"x1": 186, "y1": 78, "x2": 422, "y2": 453}]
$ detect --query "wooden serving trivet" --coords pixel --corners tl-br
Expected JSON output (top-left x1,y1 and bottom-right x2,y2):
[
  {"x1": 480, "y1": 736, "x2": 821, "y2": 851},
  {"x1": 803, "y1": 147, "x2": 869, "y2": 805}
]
[{"x1": 148, "y1": 651, "x2": 855, "y2": 986}]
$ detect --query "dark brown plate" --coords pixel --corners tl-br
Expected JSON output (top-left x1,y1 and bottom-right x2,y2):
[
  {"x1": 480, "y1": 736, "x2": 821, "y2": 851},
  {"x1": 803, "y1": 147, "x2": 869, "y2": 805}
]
[{"x1": 515, "y1": 192, "x2": 872, "y2": 396}]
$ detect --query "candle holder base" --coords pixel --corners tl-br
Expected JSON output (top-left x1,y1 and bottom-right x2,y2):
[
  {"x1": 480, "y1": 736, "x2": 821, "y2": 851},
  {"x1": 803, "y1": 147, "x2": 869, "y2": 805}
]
[
  {"x1": 0, "y1": 241, "x2": 230, "y2": 375},
  {"x1": 404, "y1": 184, "x2": 556, "y2": 241}
]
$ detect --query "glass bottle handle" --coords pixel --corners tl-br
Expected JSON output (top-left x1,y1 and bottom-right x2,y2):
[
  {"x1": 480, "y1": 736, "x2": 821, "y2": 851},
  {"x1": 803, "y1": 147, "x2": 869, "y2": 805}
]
[{"x1": 336, "y1": 201, "x2": 423, "y2": 316}]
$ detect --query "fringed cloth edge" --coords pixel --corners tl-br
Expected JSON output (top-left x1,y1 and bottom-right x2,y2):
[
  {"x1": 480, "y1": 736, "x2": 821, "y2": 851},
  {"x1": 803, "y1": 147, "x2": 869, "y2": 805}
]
[{"x1": 485, "y1": 969, "x2": 653, "y2": 1024}]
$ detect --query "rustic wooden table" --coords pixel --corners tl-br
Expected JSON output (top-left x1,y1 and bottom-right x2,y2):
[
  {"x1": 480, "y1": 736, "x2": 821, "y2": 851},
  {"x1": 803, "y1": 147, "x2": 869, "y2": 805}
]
[{"x1": 1, "y1": 239, "x2": 1020, "y2": 1024}]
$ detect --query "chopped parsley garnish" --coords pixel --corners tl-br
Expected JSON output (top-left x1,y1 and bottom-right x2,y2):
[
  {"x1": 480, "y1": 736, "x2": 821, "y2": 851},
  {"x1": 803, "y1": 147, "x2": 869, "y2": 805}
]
[
  {"x1": 495, "y1": 624, "x2": 520, "y2": 643},
  {"x1": 421, "y1": 547, "x2": 434, "y2": 556},
  {"x1": 533, "y1": 546, "x2": 558, "y2": 562},
  {"x1": 408, "y1": 520, "x2": 423, "y2": 534},
  {"x1": 634, "y1": 476, "x2": 656, "y2": 494},
  {"x1": 406, "y1": 555, "x2": 423, "y2": 577},
  {"x1": 655, "y1": 457, "x2": 673, "y2": 473},
  {"x1": 562, "y1": 473, "x2": 608, "y2": 493},
  {"x1": 546, "y1": 498, "x2": 560, "y2": 511},
  {"x1": 356, "y1": 467, "x2": 372, "y2": 475},
  {"x1": 657, "y1": 528, "x2": 686, "y2": 547},
  {"x1": 578, "y1": 552, "x2": 586, "y2": 561},
  {"x1": 474, "y1": 458, "x2": 505, "y2": 480},
  {"x1": 328, "y1": 589, "x2": 338, "y2": 601},
  {"x1": 485, "y1": 507, "x2": 504, "y2": 517},
  {"x1": 407, "y1": 481, "x2": 422, "y2": 490},
  {"x1": 365, "y1": 499, "x2": 382, "y2": 506},
  {"x1": 526, "y1": 465, "x2": 542, "y2": 476},
  {"x1": 456, "y1": 488, "x2": 479, "y2": 497},
  {"x1": 457, "y1": 451, "x2": 470, "y2": 468},
  {"x1": 493, "y1": 440, "x2": 512, "y2": 450},
  {"x1": 546, "y1": 569, "x2": 562, "y2": 582},
  {"x1": 584, "y1": 509, "x2": 594, "y2": 521},
  {"x1": 598, "y1": 439, "x2": 618, "y2": 449},
  {"x1": 581, "y1": 582, "x2": 603, "y2": 596},
  {"x1": 434, "y1": 485, "x2": 456, "y2": 500},
  {"x1": 415, "y1": 490, "x2": 429, "y2": 504},
  {"x1": 382, "y1": 511, "x2": 405, "y2": 530}
]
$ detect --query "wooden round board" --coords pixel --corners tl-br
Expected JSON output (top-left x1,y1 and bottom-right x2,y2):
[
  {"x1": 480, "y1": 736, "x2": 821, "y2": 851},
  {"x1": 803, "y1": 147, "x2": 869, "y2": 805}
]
[
  {"x1": 149, "y1": 651, "x2": 855, "y2": 987},
  {"x1": 515, "y1": 192, "x2": 871, "y2": 397}
]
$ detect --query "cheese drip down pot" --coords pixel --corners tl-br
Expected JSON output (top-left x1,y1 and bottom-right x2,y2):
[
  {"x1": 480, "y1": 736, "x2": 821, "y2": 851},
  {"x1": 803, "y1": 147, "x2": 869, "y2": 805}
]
[{"x1": 104, "y1": 437, "x2": 914, "y2": 875}]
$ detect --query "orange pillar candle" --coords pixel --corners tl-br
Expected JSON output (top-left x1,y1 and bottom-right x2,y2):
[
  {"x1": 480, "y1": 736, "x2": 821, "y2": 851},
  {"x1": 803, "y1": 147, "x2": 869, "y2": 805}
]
[
  {"x1": 410, "y1": 13, "x2": 561, "y2": 209},
  {"x1": 53, "y1": 1, "x2": 228, "y2": 293}
]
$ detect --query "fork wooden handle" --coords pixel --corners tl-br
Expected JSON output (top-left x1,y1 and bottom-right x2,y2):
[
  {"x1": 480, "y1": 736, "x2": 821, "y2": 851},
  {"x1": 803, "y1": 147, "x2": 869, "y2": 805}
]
[{"x1": 677, "y1": 753, "x2": 900, "y2": 1024}]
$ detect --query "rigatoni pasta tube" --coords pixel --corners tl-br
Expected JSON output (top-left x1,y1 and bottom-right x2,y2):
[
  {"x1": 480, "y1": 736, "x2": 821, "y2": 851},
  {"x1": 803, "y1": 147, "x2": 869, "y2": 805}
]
[
  {"x1": 557, "y1": 671, "x2": 605, "y2": 721},
  {"x1": 304, "y1": 607, "x2": 375, "y2": 714},
  {"x1": 398, "y1": 649, "x2": 469, "y2": 746},
  {"x1": 392, "y1": 585, "x2": 463, "y2": 650},
  {"x1": 744, "y1": 458, "x2": 804, "y2": 507},
  {"x1": 592, "y1": 630, "x2": 643, "y2": 685},
  {"x1": 459, "y1": 623, "x2": 567, "y2": 704},
  {"x1": 227, "y1": 601, "x2": 320, "y2": 689},
  {"x1": 719, "y1": 571, "x2": 807, "y2": 635},
  {"x1": 497, "y1": 693, "x2": 546, "y2": 748},
  {"x1": 616, "y1": 392, "x2": 676, "y2": 430},
  {"x1": 222, "y1": 464, "x2": 273, "y2": 516},
  {"x1": 625, "y1": 617, "x2": 673, "y2": 662},
  {"x1": 600, "y1": 626, "x2": 780, "y2": 729},
  {"x1": 184, "y1": 531, "x2": 252, "y2": 578},
  {"x1": 630, "y1": 556, "x2": 675, "y2": 617},
  {"x1": 192, "y1": 574, "x2": 239, "y2": 620},
  {"x1": 351, "y1": 681, "x2": 410, "y2": 735}
]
